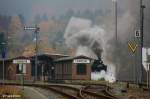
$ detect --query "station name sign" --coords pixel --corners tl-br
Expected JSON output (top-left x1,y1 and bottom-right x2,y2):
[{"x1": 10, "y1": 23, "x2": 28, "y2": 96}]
[
  {"x1": 73, "y1": 59, "x2": 90, "y2": 64},
  {"x1": 13, "y1": 59, "x2": 30, "y2": 64}
]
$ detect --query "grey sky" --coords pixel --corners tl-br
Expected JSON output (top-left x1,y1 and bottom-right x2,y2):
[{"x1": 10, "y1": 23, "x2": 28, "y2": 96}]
[{"x1": 0, "y1": 0, "x2": 113, "y2": 18}]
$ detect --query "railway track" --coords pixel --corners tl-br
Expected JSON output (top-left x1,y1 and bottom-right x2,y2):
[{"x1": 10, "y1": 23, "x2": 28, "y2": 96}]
[
  {"x1": 0, "y1": 82, "x2": 118, "y2": 99},
  {"x1": 79, "y1": 85, "x2": 118, "y2": 99}
]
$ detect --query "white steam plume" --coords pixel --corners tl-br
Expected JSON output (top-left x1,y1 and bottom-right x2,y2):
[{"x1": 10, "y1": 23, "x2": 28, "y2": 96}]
[{"x1": 64, "y1": 17, "x2": 116, "y2": 82}]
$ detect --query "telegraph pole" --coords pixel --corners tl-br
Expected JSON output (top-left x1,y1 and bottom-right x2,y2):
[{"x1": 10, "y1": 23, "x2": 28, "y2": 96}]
[
  {"x1": 112, "y1": 0, "x2": 118, "y2": 80},
  {"x1": 24, "y1": 25, "x2": 40, "y2": 81},
  {"x1": 115, "y1": 0, "x2": 118, "y2": 44},
  {"x1": 139, "y1": 0, "x2": 145, "y2": 85}
]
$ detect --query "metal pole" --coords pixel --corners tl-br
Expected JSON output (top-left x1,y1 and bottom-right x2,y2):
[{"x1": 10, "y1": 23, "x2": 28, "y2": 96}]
[
  {"x1": 134, "y1": 37, "x2": 137, "y2": 84},
  {"x1": 35, "y1": 29, "x2": 38, "y2": 81},
  {"x1": 147, "y1": 66, "x2": 149, "y2": 88},
  {"x1": 148, "y1": 67, "x2": 150, "y2": 89},
  {"x1": 2, "y1": 58, "x2": 5, "y2": 84},
  {"x1": 135, "y1": 50, "x2": 138, "y2": 84},
  {"x1": 22, "y1": 64, "x2": 24, "y2": 90},
  {"x1": 113, "y1": 0, "x2": 118, "y2": 80},
  {"x1": 35, "y1": 26, "x2": 39, "y2": 81},
  {"x1": 115, "y1": 0, "x2": 118, "y2": 44},
  {"x1": 42, "y1": 64, "x2": 44, "y2": 81},
  {"x1": 132, "y1": 54, "x2": 135, "y2": 83},
  {"x1": 1, "y1": 43, "x2": 6, "y2": 84},
  {"x1": 139, "y1": 0, "x2": 145, "y2": 85},
  {"x1": 24, "y1": 26, "x2": 40, "y2": 82}
]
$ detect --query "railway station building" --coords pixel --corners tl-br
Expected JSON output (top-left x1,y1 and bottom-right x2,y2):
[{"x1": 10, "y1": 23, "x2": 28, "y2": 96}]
[
  {"x1": 0, "y1": 54, "x2": 94, "y2": 81},
  {"x1": 54, "y1": 55, "x2": 93, "y2": 80}
]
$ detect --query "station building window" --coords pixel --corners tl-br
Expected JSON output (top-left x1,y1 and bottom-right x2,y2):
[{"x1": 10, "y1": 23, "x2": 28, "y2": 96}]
[{"x1": 76, "y1": 64, "x2": 87, "y2": 75}]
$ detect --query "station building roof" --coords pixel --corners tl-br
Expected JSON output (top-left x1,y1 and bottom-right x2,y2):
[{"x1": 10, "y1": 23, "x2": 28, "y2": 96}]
[
  {"x1": 0, "y1": 54, "x2": 94, "y2": 64},
  {"x1": 0, "y1": 53, "x2": 69, "y2": 62},
  {"x1": 54, "y1": 55, "x2": 95, "y2": 62}
]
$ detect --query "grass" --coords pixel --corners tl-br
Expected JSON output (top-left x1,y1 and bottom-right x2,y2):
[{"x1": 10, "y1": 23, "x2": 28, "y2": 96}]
[{"x1": 0, "y1": 85, "x2": 24, "y2": 99}]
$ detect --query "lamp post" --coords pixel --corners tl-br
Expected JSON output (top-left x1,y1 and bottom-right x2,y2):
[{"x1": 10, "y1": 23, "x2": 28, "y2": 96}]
[{"x1": 24, "y1": 25, "x2": 40, "y2": 81}]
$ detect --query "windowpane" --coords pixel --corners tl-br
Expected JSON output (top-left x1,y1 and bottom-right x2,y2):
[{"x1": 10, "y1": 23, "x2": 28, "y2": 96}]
[
  {"x1": 77, "y1": 64, "x2": 86, "y2": 75},
  {"x1": 16, "y1": 64, "x2": 22, "y2": 74}
]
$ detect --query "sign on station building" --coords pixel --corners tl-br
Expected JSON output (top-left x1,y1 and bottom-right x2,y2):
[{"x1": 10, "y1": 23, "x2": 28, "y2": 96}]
[
  {"x1": 13, "y1": 59, "x2": 30, "y2": 74},
  {"x1": 13, "y1": 59, "x2": 30, "y2": 64},
  {"x1": 73, "y1": 59, "x2": 90, "y2": 64}
]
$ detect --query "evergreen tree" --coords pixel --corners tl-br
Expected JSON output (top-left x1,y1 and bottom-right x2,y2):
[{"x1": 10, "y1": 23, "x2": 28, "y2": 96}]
[{"x1": 0, "y1": 32, "x2": 6, "y2": 58}]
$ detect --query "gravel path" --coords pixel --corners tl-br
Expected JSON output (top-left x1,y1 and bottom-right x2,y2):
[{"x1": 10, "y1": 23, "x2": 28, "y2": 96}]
[{"x1": 22, "y1": 86, "x2": 65, "y2": 99}]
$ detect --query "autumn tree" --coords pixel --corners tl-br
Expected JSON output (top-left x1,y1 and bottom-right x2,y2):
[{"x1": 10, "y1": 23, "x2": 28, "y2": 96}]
[{"x1": 8, "y1": 15, "x2": 24, "y2": 58}]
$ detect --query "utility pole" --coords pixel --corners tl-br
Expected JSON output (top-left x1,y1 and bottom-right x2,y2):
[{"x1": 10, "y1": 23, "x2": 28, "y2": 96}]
[
  {"x1": 139, "y1": 0, "x2": 145, "y2": 85},
  {"x1": 112, "y1": 0, "x2": 118, "y2": 80},
  {"x1": 24, "y1": 25, "x2": 40, "y2": 82},
  {"x1": 115, "y1": 0, "x2": 118, "y2": 44}
]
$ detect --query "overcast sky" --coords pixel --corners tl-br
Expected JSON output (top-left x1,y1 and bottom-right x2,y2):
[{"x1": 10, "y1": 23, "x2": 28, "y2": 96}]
[{"x1": 0, "y1": 0, "x2": 117, "y2": 18}]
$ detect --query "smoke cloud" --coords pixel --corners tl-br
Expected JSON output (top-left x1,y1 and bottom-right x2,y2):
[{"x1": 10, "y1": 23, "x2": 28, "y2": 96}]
[
  {"x1": 64, "y1": 17, "x2": 105, "y2": 59},
  {"x1": 64, "y1": 0, "x2": 150, "y2": 82},
  {"x1": 106, "y1": 0, "x2": 150, "y2": 80},
  {"x1": 64, "y1": 17, "x2": 117, "y2": 82}
]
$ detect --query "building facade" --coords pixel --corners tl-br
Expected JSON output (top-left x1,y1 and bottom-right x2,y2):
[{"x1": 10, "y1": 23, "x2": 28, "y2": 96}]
[
  {"x1": 54, "y1": 55, "x2": 93, "y2": 80},
  {"x1": 0, "y1": 54, "x2": 93, "y2": 81}
]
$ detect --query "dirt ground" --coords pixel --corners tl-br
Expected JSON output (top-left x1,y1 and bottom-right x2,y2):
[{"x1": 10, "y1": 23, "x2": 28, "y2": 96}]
[{"x1": 126, "y1": 88, "x2": 150, "y2": 99}]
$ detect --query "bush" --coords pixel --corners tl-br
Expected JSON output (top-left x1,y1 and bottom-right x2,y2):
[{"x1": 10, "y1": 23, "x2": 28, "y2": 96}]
[{"x1": 0, "y1": 85, "x2": 23, "y2": 99}]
